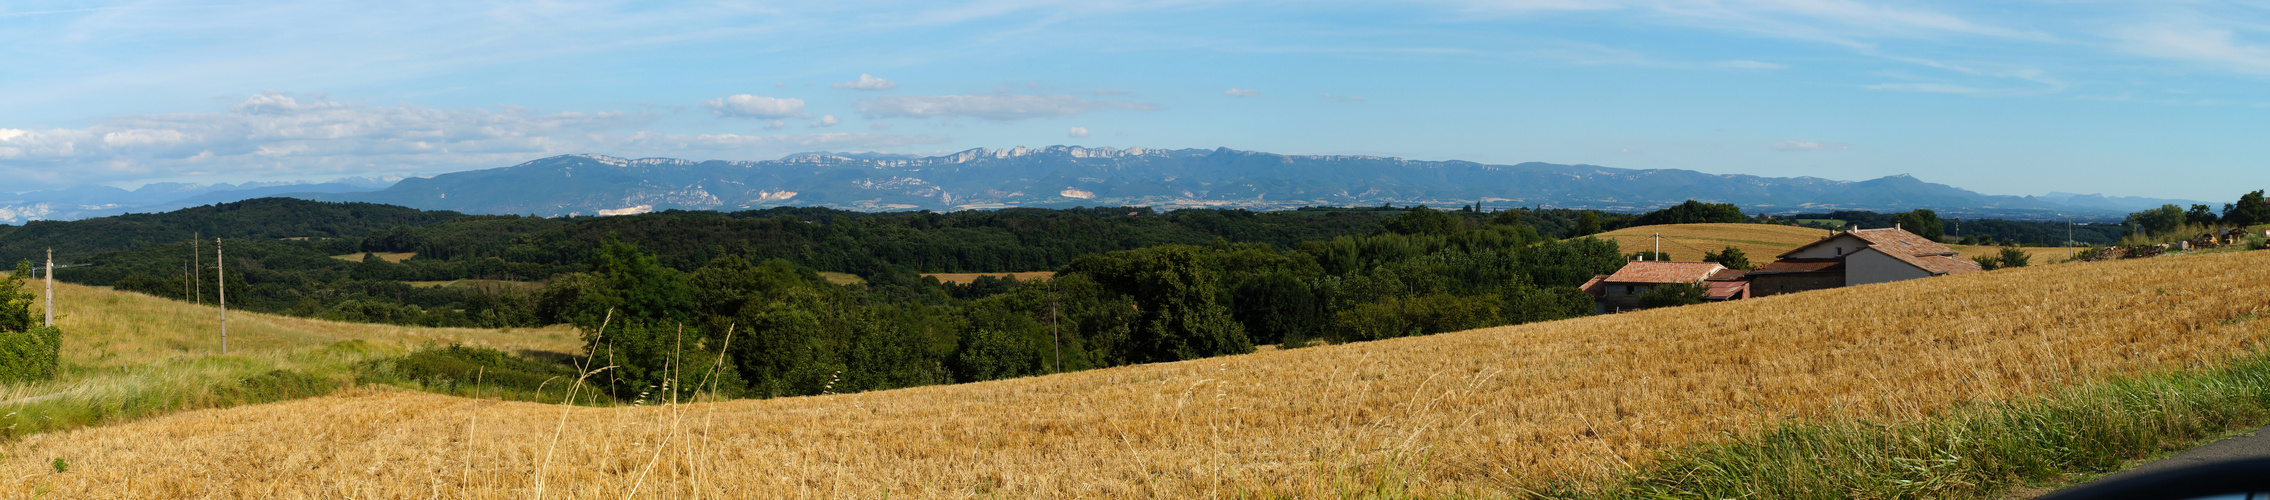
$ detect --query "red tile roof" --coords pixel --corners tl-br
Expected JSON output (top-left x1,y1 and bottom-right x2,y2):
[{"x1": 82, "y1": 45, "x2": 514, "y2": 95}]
[
  {"x1": 1706, "y1": 268, "x2": 1749, "y2": 281},
  {"x1": 1601, "y1": 261, "x2": 1726, "y2": 284},
  {"x1": 1847, "y1": 227, "x2": 1962, "y2": 257},
  {"x1": 1703, "y1": 280, "x2": 1748, "y2": 300},
  {"x1": 1579, "y1": 274, "x2": 1610, "y2": 298}
]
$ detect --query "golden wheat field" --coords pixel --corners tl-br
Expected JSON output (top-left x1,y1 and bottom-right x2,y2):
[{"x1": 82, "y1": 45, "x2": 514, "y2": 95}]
[{"x1": 4, "y1": 251, "x2": 2269, "y2": 498}]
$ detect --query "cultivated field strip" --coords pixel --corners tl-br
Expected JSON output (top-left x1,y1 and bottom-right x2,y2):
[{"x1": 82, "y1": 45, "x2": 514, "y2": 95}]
[{"x1": 7, "y1": 251, "x2": 2270, "y2": 498}]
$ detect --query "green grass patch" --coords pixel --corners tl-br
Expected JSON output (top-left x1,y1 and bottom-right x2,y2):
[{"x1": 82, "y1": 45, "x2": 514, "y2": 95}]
[
  {"x1": 357, "y1": 344, "x2": 611, "y2": 405},
  {"x1": 1578, "y1": 346, "x2": 2270, "y2": 499}
]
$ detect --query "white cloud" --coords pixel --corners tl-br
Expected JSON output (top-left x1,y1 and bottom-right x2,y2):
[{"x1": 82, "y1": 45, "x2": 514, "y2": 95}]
[
  {"x1": 809, "y1": 114, "x2": 841, "y2": 128},
  {"x1": 1321, "y1": 93, "x2": 1364, "y2": 102},
  {"x1": 870, "y1": 122, "x2": 891, "y2": 130},
  {"x1": 0, "y1": 90, "x2": 950, "y2": 190},
  {"x1": 831, "y1": 74, "x2": 900, "y2": 91},
  {"x1": 1068, "y1": 126, "x2": 1090, "y2": 138},
  {"x1": 1769, "y1": 140, "x2": 1851, "y2": 151},
  {"x1": 1717, "y1": 60, "x2": 1787, "y2": 70},
  {"x1": 703, "y1": 95, "x2": 807, "y2": 119},
  {"x1": 765, "y1": 120, "x2": 788, "y2": 130},
  {"x1": 774, "y1": 82, "x2": 788, "y2": 88},
  {"x1": 856, "y1": 94, "x2": 1158, "y2": 121},
  {"x1": 2117, "y1": 23, "x2": 2270, "y2": 75},
  {"x1": 1224, "y1": 88, "x2": 1261, "y2": 97}
]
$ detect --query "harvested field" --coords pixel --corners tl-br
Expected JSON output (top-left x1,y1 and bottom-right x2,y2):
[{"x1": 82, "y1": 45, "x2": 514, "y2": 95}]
[
  {"x1": 1592, "y1": 223, "x2": 1830, "y2": 262},
  {"x1": 6, "y1": 251, "x2": 2270, "y2": 497},
  {"x1": 924, "y1": 271, "x2": 1055, "y2": 284}
]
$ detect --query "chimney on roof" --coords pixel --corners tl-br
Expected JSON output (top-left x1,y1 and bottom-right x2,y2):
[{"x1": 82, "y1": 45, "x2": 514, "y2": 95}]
[{"x1": 1896, "y1": 222, "x2": 1902, "y2": 230}]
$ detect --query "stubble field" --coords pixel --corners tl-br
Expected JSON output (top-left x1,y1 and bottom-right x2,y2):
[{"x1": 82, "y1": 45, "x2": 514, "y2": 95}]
[{"x1": 3, "y1": 249, "x2": 2267, "y2": 498}]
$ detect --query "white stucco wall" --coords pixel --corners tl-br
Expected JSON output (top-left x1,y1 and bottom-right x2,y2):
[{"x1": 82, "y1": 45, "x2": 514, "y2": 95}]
[
  {"x1": 1783, "y1": 233, "x2": 1873, "y2": 259},
  {"x1": 1845, "y1": 247, "x2": 1933, "y2": 286}
]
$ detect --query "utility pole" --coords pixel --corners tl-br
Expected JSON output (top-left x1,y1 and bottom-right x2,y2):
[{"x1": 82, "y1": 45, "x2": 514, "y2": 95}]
[
  {"x1": 43, "y1": 248, "x2": 53, "y2": 327},
  {"x1": 1653, "y1": 233, "x2": 1661, "y2": 261},
  {"x1": 193, "y1": 232, "x2": 202, "y2": 306},
  {"x1": 217, "y1": 238, "x2": 227, "y2": 355},
  {"x1": 1050, "y1": 281, "x2": 1062, "y2": 374}
]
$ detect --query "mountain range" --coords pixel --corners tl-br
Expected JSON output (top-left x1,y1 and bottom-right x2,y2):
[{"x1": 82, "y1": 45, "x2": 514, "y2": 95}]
[
  {"x1": 4, "y1": 146, "x2": 2206, "y2": 223},
  {"x1": 0, "y1": 179, "x2": 393, "y2": 224}
]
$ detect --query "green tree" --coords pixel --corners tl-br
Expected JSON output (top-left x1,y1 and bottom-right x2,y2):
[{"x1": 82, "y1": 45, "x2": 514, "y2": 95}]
[
  {"x1": 1575, "y1": 211, "x2": 1603, "y2": 236},
  {"x1": 2226, "y1": 190, "x2": 2270, "y2": 227},
  {"x1": 2187, "y1": 204, "x2": 2220, "y2": 227},
  {"x1": 1633, "y1": 200, "x2": 1745, "y2": 226},
  {"x1": 1380, "y1": 206, "x2": 1464, "y2": 236},
  {"x1": 1063, "y1": 247, "x2": 1254, "y2": 363},
  {"x1": 1701, "y1": 246, "x2": 1751, "y2": 270},
  {"x1": 1637, "y1": 282, "x2": 1708, "y2": 308},
  {"x1": 2126, "y1": 204, "x2": 2188, "y2": 238},
  {"x1": 1997, "y1": 246, "x2": 2031, "y2": 268},
  {"x1": 1894, "y1": 209, "x2": 1945, "y2": 241},
  {"x1": 0, "y1": 260, "x2": 34, "y2": 333}
]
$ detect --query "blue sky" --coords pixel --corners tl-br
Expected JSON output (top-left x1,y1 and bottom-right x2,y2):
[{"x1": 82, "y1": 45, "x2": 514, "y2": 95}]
[{"x1": 3, "y1": 1, "x2": 2269, "y2": 202}]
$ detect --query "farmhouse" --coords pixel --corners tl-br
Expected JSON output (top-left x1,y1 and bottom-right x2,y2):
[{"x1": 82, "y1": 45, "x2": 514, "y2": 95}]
[
  {"x1": 1746, "y1": 226, "x2": 1980, "y2": 297},
  {"x1": 1580, "y1": 261, "x2": 1730, "y2": 314}
]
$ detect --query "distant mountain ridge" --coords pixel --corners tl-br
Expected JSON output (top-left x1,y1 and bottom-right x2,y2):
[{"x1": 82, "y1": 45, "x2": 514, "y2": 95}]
[
  {"x1": 306, "y1": 146, "x2": 2185, "y2": 220},
  {"x1": 0, "y1": 179, "x2": 392, "y2": 224}
]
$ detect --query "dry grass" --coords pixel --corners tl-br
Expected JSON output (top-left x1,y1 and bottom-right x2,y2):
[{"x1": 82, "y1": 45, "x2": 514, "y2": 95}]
[
  {"x1": 924, "y1": 271, "x2": 1056, "y2": 284},
  {"x1": 330, "y1": 252, "x2": 417, "y2": 263},
  {"x1": 4, "y1": 250, "x2": 2267, "y2": 497},
  {"x1": 0, "y1": 282, "x2": 579, "y2": 439},
  {"x1": 1949, "y1": 244, "x2": 2081, "y2": 264}
]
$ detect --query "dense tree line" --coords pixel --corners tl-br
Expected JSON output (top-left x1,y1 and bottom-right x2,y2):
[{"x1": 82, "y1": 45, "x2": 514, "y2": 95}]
[{"x1": 525, "y1": 207, "x2": 1622, "y2": 400}]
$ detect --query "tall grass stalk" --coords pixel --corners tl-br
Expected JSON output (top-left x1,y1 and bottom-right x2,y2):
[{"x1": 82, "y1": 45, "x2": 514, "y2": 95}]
[{"x1": 1604, "y1": 346, "x2": 2270, "y2": 499}]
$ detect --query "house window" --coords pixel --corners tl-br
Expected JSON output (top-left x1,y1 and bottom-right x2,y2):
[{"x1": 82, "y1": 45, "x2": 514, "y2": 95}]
[
  {"x1": 1624, "y1": 285, "x2": 1635, "y2": 294},
  {"x1": 1836, "y1": 247, "x2": 1844, "y2": 256}
]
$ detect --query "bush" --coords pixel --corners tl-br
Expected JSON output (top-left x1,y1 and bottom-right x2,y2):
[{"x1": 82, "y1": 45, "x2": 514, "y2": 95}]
[
  {"x1": 1701, "y1": 246, "x2": 1751, "y2": 270},
  {"x1": 1973, "y1": 255, "x2": 2002, "y2": 271},
  {"x1": 1328, "y1": 293, "x2": 1501, "y2": 342},
  {"x1": 1997, "y1": 246, "x2": 2031, "y2": 268},
  {"x1": 1638, "y1": 282, "x2": 1708, "y2": 308},
  {"x1": 0, "y1": 326, "x2": 61, "y2": 383}
]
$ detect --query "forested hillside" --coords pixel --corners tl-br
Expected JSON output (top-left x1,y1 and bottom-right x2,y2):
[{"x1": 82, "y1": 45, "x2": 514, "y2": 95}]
[
  {"x1": 0, "y1": 198, "x2": 462, "y2": 262},
  {"x1": 44, "y1": 202, "x2": 1626, "y2": 399}
]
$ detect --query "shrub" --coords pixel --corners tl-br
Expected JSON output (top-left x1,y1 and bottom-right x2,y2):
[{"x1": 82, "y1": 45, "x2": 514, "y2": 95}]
[
  {"x1": 1973, "y1": 255, "x2": 2002, "y2": 271},
  {"x1": 0, "y1": 326, "x2": 61, "y2": 383},
  {"x1": 1638, "y1": 282, "x2": 1708, "y2": 308},
  {"x1": 1997, "y1": 246, "x2": 2031, "y2": 268},
  {"x1": 1700, "y1": 246, "x2": 1751, "y2": 270}
]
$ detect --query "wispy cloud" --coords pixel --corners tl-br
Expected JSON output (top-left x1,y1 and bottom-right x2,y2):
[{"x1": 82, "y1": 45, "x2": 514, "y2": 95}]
[
  {"x1": 1068, "y1": 126, "x2": 1090, "y2": 138},
  {"x1": 831, "y1": 74, "x2": 901, "y2": 91},
  {"x1": 1769, "y1": 140, "x2": 1850, "y2": 151},
  {"x1": 1224, "y1": 88, "x2": 1260, "y2": 97},
  {"x1": 2116, "y1": 22, "x2": 2270, "y2": 75},
  {"x1": 703, "y1": 95, "x2": 808, "y2": 119},
  {"x1": 856, "y1": 94, "x2": 1158, "y2": 120}
]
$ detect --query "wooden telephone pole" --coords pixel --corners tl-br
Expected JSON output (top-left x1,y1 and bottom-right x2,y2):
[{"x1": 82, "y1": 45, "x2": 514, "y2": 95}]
[
  {"x1": 43, "y1": 248, "x2": 53, "y2": 327},
  {"x1": 193, "y1": 232, "x2": 202, "y2": 306},
  {"x1": 217, "y1": 238, "x2": 227, "y2": 355}
]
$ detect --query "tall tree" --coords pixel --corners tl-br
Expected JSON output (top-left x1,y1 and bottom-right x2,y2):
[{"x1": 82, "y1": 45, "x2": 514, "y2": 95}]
[
  {"x1": 1701, "y1": 246, "x2": 1752, "y2": 270},
  {"x1": 1893, "y1": 209, "x2": 1945, "y2": 241},
  {"x1": 2226, "y1": 190, "x2": 2270, "y2": 228}
]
